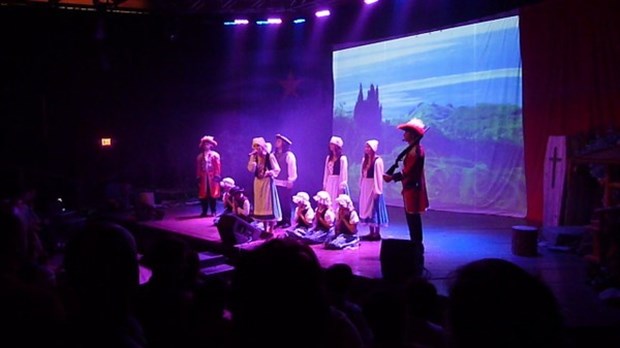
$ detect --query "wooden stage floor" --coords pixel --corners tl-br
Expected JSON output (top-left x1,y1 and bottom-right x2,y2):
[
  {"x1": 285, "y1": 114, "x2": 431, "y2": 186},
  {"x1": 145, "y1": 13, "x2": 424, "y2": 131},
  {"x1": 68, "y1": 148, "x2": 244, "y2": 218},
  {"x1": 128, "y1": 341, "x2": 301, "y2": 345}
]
[{"x1": 123, "y1": 204, "x2": 620, "y2": 329}]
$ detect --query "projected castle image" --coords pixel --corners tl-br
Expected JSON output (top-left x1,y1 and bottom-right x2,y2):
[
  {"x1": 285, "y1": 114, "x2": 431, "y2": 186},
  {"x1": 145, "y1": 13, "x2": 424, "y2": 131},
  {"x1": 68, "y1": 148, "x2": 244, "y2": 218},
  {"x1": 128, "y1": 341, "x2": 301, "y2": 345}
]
[
  {"x1": 333, "y1": 16, "x2": 526, "y2": 217},
  {"x1": 354, "y1": 83, "x2": 383, "y2": 138}
]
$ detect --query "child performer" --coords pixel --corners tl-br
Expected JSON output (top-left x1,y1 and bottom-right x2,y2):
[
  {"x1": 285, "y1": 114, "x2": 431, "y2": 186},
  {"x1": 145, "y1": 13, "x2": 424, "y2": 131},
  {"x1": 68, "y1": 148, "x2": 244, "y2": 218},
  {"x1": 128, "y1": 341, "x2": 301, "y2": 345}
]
[
  {"x1": 248, "y1": 137, "x2": 282, "y2": 238},
  {"x1": 323, "y1": 136, "x2": 349, "y2": 212},
  {"x1": 358, "y1": 139, "x2": 389, "y2": 241},
  {"x1": 216, "y1": 186, "x2": 262, "y2": 245},
  {"x1": 285, "y1": 192, "x2": 315, "y2": 240},
  {"x1": 303, "y1": 191, "x2": 335, "y2": 245},
  {"x1": 325, "y1": 194, "x2": 360, "y2": 250}
]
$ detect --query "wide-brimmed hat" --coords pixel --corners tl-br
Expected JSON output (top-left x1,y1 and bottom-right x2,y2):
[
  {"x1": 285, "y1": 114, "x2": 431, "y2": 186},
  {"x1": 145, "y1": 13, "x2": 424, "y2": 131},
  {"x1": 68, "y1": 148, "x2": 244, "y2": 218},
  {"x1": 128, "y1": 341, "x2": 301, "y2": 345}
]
[
  {"x1": 230, "y1": 186, "x2": 244, "y2": 196},
  {"x1": 397, "y1": 118, "x2": 427, "y2": 136},
  {"x1": 219, "y1": 177, "x2": 235, "y2": 189},
  {"x1": 200, "y1": 135, "x2": 218, "y2": 147},
  {"x1": 335, "y1": 194, "x2": 354, "y2": 211},
  {"x1": 313, "y1": 190, "x2": 332, "y2": 206},
  {"x1": 365, "y1": 139, "x2": 379, "y2": 152},
  {"x1": 276, "y1": 134, "x2": 292, "y2": 145},
  {"x1": 292, "y1": 191, "x2": 310, "y2": 204},
  {"x1": 330, "y1": 136, "x2": 344, "y2": 148},
  {"x1": 252, "y1": 137, "x2": 266, "y2": 149}
]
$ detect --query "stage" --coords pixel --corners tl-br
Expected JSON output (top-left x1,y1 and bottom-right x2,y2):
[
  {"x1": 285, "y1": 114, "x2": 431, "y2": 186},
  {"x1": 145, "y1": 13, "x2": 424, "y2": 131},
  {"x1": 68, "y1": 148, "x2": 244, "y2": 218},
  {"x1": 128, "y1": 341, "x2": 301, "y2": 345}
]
[{"x1": 131, "y1": 204, "x2": 530, "y2": 280}]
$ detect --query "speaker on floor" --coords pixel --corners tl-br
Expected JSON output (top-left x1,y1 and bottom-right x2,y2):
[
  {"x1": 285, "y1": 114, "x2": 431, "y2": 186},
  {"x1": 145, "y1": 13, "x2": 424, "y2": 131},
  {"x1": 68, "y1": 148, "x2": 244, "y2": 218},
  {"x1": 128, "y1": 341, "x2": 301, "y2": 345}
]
[
  {"x1": 380, "y1": 238, "x2": 424, "y2": 282},
  {"x1": 216, "y1": 214, "x2": 262, "y2": 246}
]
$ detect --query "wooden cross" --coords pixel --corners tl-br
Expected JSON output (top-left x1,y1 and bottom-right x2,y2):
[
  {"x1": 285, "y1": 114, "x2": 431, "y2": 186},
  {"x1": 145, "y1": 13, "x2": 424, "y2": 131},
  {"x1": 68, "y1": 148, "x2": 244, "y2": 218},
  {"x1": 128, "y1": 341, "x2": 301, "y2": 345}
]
[{"x1": 548, "y1": 147, "x2": 563, "y2": 188}]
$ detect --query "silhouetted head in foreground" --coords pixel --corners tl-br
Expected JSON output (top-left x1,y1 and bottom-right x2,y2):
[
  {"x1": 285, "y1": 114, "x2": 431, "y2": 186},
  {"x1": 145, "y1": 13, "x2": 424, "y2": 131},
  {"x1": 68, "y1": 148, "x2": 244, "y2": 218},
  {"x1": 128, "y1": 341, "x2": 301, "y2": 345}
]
[
  {"x1": 230, "y1": 238, "x2": 330, "y2": 347},
  {"x1": 447, "y1": 258, "x2": 565, "y2": 348},
  {"x1": 63, "y1": 221, "x2": 139, "y2": 315}
]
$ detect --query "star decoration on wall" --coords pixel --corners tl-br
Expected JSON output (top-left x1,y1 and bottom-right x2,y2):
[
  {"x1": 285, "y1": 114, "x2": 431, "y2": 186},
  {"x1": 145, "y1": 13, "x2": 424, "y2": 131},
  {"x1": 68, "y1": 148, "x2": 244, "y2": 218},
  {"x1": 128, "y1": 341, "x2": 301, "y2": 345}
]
[{"x1": 279, "y1": 71, "x2": 302, "y2": 99}]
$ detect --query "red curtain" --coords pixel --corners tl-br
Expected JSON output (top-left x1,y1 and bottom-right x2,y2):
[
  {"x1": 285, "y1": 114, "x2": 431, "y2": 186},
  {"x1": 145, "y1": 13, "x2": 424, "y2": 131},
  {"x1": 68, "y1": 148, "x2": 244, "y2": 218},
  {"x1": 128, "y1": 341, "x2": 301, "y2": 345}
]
[{"x1": 520, "y1": 0, "x2": 620, "y2": 223}]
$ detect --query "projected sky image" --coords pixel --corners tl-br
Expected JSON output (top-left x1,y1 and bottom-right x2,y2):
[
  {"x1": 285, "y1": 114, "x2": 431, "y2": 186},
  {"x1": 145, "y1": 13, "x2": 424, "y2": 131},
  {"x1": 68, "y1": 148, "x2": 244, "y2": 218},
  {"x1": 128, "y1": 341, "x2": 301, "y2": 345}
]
[{"x1": 333, "y1": 16, "x2": 526, "y2": 217}]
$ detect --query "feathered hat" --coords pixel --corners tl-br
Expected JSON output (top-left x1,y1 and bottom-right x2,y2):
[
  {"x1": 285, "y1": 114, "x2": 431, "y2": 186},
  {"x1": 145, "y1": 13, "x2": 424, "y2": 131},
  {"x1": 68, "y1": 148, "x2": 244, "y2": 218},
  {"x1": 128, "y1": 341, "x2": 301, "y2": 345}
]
[
  {"x1": 199, "y1": 135, "x2": 218, "y2": 147},
  {"x1": 397, "y1": 118, "x2": 427, "y2": 136}
]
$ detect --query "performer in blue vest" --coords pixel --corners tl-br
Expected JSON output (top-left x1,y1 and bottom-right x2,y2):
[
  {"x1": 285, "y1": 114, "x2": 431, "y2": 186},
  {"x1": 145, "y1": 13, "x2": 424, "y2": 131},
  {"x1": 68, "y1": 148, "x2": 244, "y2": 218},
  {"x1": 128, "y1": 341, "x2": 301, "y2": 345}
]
[{"x1": 273, "y1": 134, "x2": 298, "y2": 228}]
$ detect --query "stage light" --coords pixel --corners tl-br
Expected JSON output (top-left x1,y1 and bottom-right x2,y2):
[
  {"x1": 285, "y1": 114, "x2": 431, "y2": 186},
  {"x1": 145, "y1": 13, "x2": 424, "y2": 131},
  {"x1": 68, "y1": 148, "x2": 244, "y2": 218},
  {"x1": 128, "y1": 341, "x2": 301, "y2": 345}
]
[
  {"x1": 364, "y1": 0, "x2": 379, "y2": 4},
  {"x1": 293, "y1": 18, "x2": 306, "y2": 24},
  {"x1": 57, "y1": 198, "x2": 66, "y2": 212},
  {"x1": 256, "y1": 18, "x2": 282, "y2": 25},
  {"x1": 101, "y1": 138, "x2": 112, "y2": 147},
  {"x1": 224, "y1": 19, "x2": 250, "y2": 26},
  {"x1": 315, "y1": 9, "x2": 331, "y2": 18}
]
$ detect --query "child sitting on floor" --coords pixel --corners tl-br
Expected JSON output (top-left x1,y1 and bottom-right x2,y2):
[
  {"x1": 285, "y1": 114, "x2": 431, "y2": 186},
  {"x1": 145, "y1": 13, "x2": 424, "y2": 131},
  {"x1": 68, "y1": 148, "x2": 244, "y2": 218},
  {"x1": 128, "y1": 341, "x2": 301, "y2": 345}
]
[
  {"x1": 325, "y1": 194, "x2": 360, "y2": 250},
  {"x1": 214, "y1": 177, "x2": 235, "y2": 225},
  {"x1": 285, "y1": 192, "x2": 315, "y2": 240},
  {"x1": 302, "y1": 191, "x2": 335, "y2": 245}
]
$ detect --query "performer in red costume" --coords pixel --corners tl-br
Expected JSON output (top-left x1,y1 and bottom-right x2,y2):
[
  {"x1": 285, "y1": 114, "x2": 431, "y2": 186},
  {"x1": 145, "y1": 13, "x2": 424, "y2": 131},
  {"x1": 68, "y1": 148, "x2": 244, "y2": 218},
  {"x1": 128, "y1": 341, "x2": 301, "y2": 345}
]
[
  {"x1": 196, "y1": 135, "x2": 221, "y2": 217},
  {"x1": 383, "y1": 118, "x2": 429, "y2": 273}
]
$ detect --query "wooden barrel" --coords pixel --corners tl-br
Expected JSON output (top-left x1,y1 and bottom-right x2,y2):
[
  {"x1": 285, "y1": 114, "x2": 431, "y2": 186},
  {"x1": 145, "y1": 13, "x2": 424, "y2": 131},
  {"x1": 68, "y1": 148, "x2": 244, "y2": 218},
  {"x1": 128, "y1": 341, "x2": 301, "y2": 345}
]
[
  {"x1": 512, "y1": 225, "x2": 539, "y2": 257},
  {"x1": 138, "y1": 192, "x2": 155, "y2": 207}
]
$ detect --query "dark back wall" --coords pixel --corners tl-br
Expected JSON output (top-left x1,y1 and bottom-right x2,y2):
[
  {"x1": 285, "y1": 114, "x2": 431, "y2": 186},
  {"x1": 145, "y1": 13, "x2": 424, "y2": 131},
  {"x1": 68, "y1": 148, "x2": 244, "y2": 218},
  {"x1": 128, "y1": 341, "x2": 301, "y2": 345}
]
[{"x1": 0, "y1": 1, "x2": 538, "y2": 210}]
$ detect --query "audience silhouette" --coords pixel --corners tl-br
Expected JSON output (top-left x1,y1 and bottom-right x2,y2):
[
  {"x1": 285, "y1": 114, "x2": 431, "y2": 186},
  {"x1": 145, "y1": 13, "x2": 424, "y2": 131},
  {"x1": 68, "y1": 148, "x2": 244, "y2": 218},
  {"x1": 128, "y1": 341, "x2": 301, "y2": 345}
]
[
  {"x1": 61, "y1": 220, "x2": 146, "y2": 348},
  {"x1": 136, "y1": 236, "x2": 199, "y2": 348},
  {"x1": 229, "y1": 238, "x2": 363, "y2": 348},
  {"x1": 447, "y1": 258, "x2": 566, "y2": 348},
  {"x1": 325, "y1": 263, "x2": 374, "y2": 347}
]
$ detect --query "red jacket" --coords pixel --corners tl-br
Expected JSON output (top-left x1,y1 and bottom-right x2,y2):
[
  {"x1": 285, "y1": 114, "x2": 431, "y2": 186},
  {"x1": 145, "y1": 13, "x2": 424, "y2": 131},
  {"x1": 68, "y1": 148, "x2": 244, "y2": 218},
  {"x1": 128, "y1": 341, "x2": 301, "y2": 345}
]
[
  {"x1": 393, "y1": 144, "x2": 429, "y2": 214},
  {"x1": 196, "y1": 150, "x2": 221, "y2": 199}
]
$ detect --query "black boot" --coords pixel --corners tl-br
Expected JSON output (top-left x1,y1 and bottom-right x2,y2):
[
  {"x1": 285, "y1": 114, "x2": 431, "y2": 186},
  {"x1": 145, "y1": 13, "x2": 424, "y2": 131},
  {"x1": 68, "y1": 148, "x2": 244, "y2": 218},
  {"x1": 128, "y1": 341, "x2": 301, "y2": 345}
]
[
  {"x1": 373, "y1": 227, "x2": 382, "y2": 241},
  {"x1": 413, "y1": 242, "x2": 425, "y2": 277},
  {"x1": 360, "y1": 226, "x2": 381, "y2": 241}
]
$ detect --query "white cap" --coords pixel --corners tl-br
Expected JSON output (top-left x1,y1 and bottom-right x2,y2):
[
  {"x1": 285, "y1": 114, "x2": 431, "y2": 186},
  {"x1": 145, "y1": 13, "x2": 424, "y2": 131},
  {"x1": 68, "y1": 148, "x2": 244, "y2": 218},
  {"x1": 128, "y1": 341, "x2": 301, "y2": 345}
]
[
  {"x1": 330, "y1": 136, "x2": 344, "y2": 148},
  {"x1": 365, "y1": 139, "x2": 379, "y2": 152}
]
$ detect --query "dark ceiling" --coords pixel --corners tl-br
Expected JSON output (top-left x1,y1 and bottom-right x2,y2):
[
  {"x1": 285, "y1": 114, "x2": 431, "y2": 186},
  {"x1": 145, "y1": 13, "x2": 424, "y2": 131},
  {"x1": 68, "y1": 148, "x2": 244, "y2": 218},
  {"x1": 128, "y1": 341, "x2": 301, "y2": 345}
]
[
  {"x1": 2, "y1": 0, "x2": 543, "y2": 17},
  {"x1": 164, "y1": 0, "x2": 350, "y2": 14},
  {"x1": 3, "y1": 0, "x2": 353, "y2": 15}
]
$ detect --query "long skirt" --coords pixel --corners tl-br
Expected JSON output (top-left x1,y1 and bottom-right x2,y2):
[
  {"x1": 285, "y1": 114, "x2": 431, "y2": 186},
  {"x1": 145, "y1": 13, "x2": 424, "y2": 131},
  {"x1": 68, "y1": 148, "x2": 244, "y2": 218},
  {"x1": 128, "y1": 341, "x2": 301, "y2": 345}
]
[
  {"x1": 253, "y1": 177, "x2": 282, "y2": 222},
  {"x1": 285, "y1": 225, "x2": 311, "y2": 240},
  {"x1": 325, "y1": 175, "x2": 349, "y2": 212},
  {"x1": 358, "y1": 178, "x2": 389, "y2": 226},
  {"x1": 325, "y1": 233, "x2": 360, "y2": 250}
]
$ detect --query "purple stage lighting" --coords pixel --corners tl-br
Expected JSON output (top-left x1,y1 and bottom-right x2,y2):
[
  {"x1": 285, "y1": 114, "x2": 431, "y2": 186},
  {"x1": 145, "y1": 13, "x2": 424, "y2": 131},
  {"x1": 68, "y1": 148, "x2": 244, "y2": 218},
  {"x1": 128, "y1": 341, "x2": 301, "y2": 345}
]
[
  {"x1": 364, "y1": 0, "x2": 379, "y2": 4},
  {"x1": 256, "y1": 18, "x2": 283, "y2": 25},
  {"x1": 224, "y1": 19, "x2": 249, "y2": 26},
  {"x1": 315, "y1": 9, "x2": 331, "y2": 18}
]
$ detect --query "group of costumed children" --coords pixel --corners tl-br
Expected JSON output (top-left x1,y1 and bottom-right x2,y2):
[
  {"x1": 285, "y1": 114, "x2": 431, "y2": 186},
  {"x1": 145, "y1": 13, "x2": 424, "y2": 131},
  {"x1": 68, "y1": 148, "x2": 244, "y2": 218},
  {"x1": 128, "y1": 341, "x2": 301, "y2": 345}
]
[
  {"x1": 197, "y1": 128, "x2": 402, "y2": 250},
  {"x1": 217, "y1": 176, "x2": 362, "y2": 250},
  {"x1": 200, "y1": 116, "x2": 430, "y2": 255}
]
